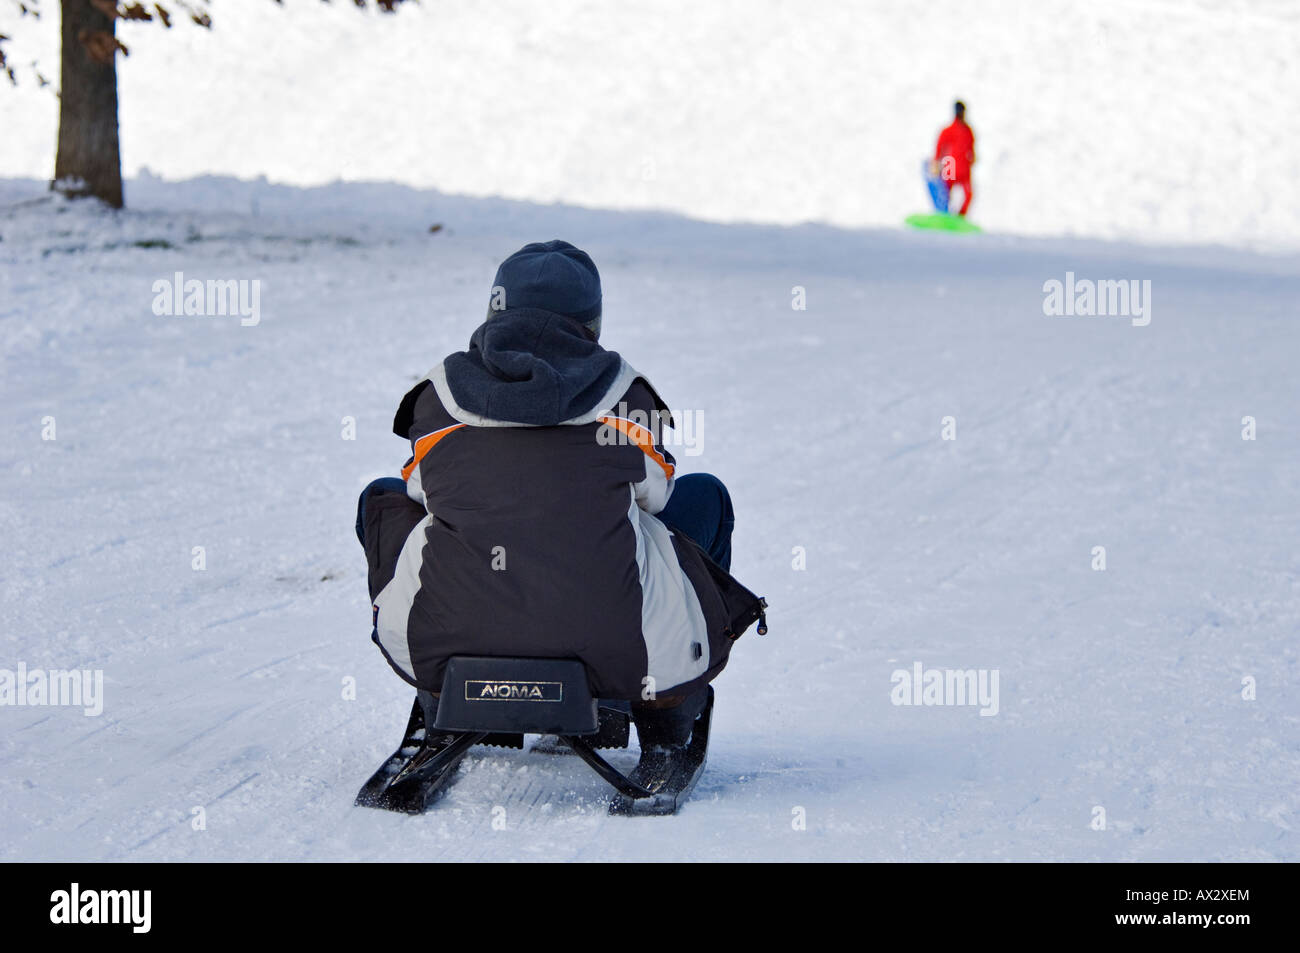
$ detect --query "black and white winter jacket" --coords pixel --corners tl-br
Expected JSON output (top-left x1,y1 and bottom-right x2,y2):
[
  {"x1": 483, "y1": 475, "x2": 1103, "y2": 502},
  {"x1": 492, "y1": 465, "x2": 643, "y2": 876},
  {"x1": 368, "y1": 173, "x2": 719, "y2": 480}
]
[{"x1": 361, "y1": 308, "x2": 765, "y2": 700}]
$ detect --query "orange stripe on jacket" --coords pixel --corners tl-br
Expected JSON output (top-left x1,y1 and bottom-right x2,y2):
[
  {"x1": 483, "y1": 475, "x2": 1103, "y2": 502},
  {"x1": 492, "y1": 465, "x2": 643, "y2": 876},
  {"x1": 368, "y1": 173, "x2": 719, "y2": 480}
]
[
  {"x1": 401, "y1": 424, "x2": 467, "y2": 481},
  {"x1": 598, "y1": 416, "x2": 675, "y2": 480}
]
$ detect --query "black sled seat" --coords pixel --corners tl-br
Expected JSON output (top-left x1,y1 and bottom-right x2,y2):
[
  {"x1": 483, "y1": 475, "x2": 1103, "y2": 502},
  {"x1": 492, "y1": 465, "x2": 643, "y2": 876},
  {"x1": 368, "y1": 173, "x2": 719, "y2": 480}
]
[{"x1": 355, "y1": 656, "x2": 713, "y2": 817}]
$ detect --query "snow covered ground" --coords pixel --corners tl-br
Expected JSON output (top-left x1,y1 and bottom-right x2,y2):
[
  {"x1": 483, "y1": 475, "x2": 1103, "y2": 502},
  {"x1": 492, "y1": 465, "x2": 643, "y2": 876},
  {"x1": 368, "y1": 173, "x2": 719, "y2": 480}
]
[
  {"x1": 1, "y1": 174, "x2": 1297, "y2": 861},
  {"x1": 3, "y1": 0, "x2": 1299, "y2": 248}
]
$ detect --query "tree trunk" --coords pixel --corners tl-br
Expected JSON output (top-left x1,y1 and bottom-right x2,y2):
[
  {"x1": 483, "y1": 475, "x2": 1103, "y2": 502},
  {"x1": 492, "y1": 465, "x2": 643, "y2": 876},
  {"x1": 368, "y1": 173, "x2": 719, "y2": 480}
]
[{"x1": 52, "y1": 0, "x2": 124, "y2": 208}]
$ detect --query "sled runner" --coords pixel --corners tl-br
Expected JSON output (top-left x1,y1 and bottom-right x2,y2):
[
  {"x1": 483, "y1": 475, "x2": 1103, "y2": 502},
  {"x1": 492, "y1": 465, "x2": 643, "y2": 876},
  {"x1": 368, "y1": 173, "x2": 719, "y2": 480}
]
[{"x1": 354, "y1": 656, "x2": 713, "y2": 816}]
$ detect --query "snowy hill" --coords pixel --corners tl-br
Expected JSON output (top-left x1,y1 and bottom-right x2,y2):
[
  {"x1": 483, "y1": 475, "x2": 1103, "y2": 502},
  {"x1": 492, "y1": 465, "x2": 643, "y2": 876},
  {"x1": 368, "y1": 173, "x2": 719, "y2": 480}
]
[
  {"x1": 3, "y1": 0, "x2": 1299, "y2": 248},
  {"x1": 1, "y1": 174, "x2": 1297, "y2": 860}
]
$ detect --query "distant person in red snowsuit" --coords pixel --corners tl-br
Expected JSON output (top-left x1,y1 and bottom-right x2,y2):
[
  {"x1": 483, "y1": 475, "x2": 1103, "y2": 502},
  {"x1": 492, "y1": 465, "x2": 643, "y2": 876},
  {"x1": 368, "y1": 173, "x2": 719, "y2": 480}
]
[{"x1": 932, "y1": 100, "x2": 976, "y2": 216}]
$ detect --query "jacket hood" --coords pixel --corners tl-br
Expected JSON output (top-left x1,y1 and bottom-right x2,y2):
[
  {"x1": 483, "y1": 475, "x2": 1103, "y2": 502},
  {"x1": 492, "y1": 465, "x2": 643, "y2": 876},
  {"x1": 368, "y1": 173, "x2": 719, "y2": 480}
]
[{"x1": 441, "y1": 308, "x2": 624, "y2": 426}]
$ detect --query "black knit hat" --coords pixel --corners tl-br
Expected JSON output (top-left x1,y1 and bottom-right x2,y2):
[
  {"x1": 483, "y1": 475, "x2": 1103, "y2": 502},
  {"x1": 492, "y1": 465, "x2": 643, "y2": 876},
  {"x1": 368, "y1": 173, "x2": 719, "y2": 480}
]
[{"x1": 490, "y1": 240, "x2": 603, "y2": 338}]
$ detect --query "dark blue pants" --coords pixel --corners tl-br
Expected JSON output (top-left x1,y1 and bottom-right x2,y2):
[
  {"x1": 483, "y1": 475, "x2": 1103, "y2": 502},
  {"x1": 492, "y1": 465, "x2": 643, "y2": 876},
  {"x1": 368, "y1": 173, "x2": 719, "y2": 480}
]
[
  {"x1": 656, "y1": 472, "x2": 734, "y2": 571},
  {"x1": 356, "y1": 472, "x2": 734, "y2": 571},
  {"x1": 355, "y1": 477, "x2": 407, "y2": 547}
]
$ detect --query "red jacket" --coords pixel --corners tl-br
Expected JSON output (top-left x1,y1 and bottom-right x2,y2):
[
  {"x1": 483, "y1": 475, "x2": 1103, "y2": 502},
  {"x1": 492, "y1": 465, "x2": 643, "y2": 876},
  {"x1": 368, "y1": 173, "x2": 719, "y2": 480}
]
[{"x1": 935, "y1": 119, "x2": 975, "y2": 182}]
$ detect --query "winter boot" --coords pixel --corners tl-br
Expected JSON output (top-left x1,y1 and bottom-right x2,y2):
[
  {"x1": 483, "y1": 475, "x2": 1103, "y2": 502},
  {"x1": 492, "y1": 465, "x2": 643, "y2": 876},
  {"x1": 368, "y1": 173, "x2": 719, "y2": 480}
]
[{"x1": 612, "y1": 686, "x2": 713, "y2": 814}]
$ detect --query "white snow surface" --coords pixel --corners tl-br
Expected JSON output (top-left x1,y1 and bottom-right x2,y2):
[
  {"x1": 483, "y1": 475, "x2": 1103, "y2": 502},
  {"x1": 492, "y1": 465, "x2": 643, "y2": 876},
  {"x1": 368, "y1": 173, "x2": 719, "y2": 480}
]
[
  {"x1": 1, "y1": 175, "x2": 1298, "y2": 861},
  {"x1": 3, "y1": 0, "x2": 1299, "y2": 248}
]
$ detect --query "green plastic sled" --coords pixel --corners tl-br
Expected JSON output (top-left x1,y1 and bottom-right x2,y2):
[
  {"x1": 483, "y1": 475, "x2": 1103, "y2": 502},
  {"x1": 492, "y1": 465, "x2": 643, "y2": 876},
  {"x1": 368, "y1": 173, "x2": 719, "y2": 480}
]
[{"x1": 904, "y1": 212, "x2": 982, "y2": 234}]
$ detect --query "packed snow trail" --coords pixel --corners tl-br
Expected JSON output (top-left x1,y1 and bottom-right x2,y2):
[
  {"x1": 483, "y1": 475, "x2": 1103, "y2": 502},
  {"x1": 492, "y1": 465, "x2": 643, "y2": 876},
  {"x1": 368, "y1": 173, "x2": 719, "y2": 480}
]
[{"x1": 1, "y1": 176, "x2": 1297, "y2": 860}]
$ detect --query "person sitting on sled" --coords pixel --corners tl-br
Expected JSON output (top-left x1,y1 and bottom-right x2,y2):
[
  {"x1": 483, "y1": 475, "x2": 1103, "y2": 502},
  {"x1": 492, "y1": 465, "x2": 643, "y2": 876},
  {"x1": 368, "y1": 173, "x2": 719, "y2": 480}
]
[
  {"x1": 931, "y1": 100, "x2": 976, "y2": 216},
  {"x1": 355, "y1": 240, "x2": 765, "y2": 781}
]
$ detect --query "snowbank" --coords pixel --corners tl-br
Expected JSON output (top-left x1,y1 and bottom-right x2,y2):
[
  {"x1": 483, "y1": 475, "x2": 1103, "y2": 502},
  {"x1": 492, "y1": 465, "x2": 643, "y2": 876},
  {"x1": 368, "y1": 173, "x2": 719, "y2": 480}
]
[{"x1": 3, "y1": 0, "x2": 1298, "y2": 248}]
